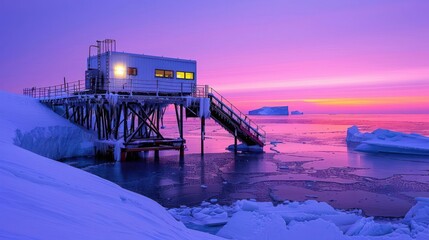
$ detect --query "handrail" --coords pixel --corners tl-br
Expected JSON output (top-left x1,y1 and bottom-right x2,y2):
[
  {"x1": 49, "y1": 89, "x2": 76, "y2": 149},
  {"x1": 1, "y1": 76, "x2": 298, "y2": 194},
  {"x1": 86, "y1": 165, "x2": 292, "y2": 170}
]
[
  {"x1": 23, "y1": 81, "x2": 266, "y2": 143},
  {"x1": 23, "y1": 78, "x2": 197, "y2": 99},
  {"x1": 23, "y1": 80, "x2": 86, "y2": 100},
  {"x1": 194, "y1": 85, "x2": 266, "y2": 143}
]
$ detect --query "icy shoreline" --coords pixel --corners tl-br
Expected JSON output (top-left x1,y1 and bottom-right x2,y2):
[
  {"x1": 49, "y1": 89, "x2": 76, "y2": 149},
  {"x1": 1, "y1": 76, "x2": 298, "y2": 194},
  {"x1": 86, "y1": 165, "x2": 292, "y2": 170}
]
[
  {"x1": 1, "y1": 91, "x2": 429, "y2": 239},
  {"x1": 170, "y1": 198, "x2": 429, "y2": 239}
]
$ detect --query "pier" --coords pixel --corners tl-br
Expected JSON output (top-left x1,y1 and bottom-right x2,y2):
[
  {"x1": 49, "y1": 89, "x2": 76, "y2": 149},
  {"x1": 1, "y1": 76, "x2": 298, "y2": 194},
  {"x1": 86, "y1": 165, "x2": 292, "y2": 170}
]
[{"x1": 23, "y1": 39, "x2": 265, "y2": 161}]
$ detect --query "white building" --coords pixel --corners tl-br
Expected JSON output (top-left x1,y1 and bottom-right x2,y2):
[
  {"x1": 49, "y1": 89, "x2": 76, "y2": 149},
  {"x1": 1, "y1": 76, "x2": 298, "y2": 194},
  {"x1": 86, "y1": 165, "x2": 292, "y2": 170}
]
[{"x1": 86, "y1": 51, "x2": 197, "y2": 95}]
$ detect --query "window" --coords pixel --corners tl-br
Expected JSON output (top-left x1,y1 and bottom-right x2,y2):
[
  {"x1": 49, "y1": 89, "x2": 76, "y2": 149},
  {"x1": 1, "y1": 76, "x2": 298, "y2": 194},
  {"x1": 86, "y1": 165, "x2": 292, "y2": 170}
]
[
  {"x1": 155, "y1": 69, "x2": 164, "y2": 78},
  {"x1": 176, "y1": 71, "x2": 185, "y2": 79},
  {"x1": 185, "y1": 72, "x2": 194, "y2": 80},
  {"x1": 127, "y1": 67, "x2": 138, "y2": 76},
  {"x1": 155, "y1": 69, "x2": 174, "y2": 78},
  {"x1": 164, "y1": 70, "x2": 173, "y2": 78}
]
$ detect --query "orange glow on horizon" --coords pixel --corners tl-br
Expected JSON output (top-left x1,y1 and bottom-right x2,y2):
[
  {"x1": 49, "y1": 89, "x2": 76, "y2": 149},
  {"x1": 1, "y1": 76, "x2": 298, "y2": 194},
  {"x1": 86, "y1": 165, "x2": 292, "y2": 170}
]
[{"x1": 238, "y1": 96, "x2": 429, "y2": 106}]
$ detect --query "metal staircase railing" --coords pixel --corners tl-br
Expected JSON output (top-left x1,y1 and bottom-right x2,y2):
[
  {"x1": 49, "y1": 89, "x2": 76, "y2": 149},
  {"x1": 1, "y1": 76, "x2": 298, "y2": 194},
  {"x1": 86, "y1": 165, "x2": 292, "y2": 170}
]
[{"x1": 194, "y1": 85, "x2": 266, "y2": 145}]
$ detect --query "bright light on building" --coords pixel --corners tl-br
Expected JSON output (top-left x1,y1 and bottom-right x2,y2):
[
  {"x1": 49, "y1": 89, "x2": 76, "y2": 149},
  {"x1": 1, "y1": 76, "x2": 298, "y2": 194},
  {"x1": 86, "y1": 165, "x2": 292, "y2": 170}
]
[{"x1": 114, "y1": 64, "x2": 126, "y2": 78}]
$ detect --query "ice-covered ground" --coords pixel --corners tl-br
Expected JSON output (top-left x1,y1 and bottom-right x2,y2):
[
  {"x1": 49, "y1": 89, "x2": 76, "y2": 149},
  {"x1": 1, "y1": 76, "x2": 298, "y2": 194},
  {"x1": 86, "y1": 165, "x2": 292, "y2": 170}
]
[
  {"x1": 347, "y1": 126, "x2": 429, "y2": 155},
  {"x1": 2, "y1": 91, "x2": 429, "y2": 239}
]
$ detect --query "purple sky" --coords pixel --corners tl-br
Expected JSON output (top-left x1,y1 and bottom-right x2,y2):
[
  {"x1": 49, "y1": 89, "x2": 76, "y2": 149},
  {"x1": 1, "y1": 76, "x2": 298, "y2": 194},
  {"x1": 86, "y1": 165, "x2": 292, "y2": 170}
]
[{"x1": 1, "y1": 0, "x2": 428, "y2": 113}]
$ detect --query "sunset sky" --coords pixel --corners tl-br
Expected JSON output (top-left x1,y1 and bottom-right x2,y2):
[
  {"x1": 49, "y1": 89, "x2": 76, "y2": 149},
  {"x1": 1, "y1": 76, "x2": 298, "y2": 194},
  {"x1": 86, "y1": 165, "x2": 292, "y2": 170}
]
[{"x1": 1, "y1": 0, "x2": 428, "y2": 113}]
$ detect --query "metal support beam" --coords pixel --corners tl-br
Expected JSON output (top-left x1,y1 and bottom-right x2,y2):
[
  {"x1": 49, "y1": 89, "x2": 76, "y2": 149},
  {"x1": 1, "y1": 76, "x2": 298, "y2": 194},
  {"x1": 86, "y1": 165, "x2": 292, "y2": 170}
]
[
  {"x1": 179, "y1": 104, "x2": 185, "y2": 161},
  {"x1": 201, "y1": 117, "x2": 205, "y2": 155},
  {"x1": 234, "y1": 128, "x2": 238, "y2": 154},
  {"x1": 123, "y1": 102, "x2": 128, "y2": 141}
]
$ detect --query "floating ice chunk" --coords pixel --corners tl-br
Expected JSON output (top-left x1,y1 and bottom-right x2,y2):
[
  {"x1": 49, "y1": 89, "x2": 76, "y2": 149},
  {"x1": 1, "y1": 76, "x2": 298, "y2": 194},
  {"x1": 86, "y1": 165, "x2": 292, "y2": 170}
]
[
  {"x1": 346, "y1": 217, "x2": 394, "y2": 236},
  {"x1": 346, "y1": 126, "x2": 429, "y2": 155},
  {"x1": 404, "y1": 197, "x2": 429, "y2": 227},
  {"x1": 217, "y1": 211, "x2": 288, "y2": 240},
  {"x1": 285, "y1": 219, "x2": 344, "y2": 240},
  {"x1": 226, "y1": 143, "x2": 263, "y2": 153},
  {"x1": 238, "y1": 200, "x2": 259, "y2": 212}
]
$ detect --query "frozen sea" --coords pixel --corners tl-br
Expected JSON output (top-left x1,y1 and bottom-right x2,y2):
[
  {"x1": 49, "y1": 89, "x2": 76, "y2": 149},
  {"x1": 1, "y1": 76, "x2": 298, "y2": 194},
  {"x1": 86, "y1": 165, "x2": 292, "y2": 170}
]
[{"x1": 63, "y1": 113, "x2": 429, "y2": 218}]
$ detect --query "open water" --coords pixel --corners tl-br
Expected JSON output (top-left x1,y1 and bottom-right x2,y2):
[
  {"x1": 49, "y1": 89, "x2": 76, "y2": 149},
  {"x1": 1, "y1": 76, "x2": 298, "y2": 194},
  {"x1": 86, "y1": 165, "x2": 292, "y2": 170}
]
[{"x1": 63, "y1": 113, "x2": 429, "y2": 217}]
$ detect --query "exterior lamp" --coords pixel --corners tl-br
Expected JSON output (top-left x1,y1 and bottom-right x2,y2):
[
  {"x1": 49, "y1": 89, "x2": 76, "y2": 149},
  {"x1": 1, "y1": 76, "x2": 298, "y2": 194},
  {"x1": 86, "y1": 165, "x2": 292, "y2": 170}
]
[{"x1": 114, "y1": 64, "x2": 126, "y2": 78}]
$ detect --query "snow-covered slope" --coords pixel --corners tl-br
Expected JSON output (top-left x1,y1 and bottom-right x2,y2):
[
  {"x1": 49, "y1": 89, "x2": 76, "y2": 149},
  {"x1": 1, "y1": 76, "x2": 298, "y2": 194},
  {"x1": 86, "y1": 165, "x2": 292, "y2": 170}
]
[{"x1": 0, "y1": 91, "x2": 219, "y2": 240}]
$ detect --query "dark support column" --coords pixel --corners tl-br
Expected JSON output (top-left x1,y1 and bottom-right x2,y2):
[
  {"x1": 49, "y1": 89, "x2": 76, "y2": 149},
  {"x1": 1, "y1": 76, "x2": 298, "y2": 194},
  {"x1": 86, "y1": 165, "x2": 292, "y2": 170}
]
[
  {"x1": 114, "y1": 104, "x2": 122, "y2": 139},
  {"x1": 201, "y1": 117, "x2": 205, "y2": 155},
  {"x1": 76, "y1": 106, "x2": 81, "y2": 125},
  {"x1": 234, "y1": 128, "x2": 238, "y2": 154},
  {"x1": 96, "y1": 105, "x2": 101, "y2": 139},
  {"x1": 65, "y1": 104, "x2": 69, "y2": 119},
  {"x1": 179, "y1": 104, "x2": 185, "y2": 161},
  {"x1": 123, "y1": 102, "x2": 128, "y2": 142},
  {"x1": 154, "y1": 106, "x2": 160, "y2": 162},
  {"x1": 80, "y1": 106, "x2": 84, "y2": 126},
  {"x1": 86, "y1": 101, "x2": 90, "y2": 129}
]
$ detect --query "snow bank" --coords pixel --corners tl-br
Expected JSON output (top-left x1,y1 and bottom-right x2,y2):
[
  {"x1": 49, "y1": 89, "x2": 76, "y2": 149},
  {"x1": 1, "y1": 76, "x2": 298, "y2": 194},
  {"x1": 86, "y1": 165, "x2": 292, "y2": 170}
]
[
  {"x1": 0, "y1": 143, "x2": 219, "y2": 239},
  {"x1": 0, "y1": 91, "x2": 94, "y2": 159},
  {"x1": 346, "y1": 126, "x2": 429, "y2": 155},
  {"x1": 170, "y1": 199, "x2": 429, "y2": 240}
]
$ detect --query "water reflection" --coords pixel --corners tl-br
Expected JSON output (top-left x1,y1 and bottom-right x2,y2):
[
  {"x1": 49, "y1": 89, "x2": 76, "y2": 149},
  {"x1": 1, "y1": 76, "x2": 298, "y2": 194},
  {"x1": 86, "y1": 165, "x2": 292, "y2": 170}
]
[{"x1": 61, "y1": 114, "x2": 429, "y2": 216}]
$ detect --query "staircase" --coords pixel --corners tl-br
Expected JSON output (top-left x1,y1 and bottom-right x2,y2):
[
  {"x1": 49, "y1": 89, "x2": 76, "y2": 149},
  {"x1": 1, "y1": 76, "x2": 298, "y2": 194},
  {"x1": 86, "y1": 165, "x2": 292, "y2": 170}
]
[{"x1": 189, "y1": 86, "x2": 265, "y2": 147}]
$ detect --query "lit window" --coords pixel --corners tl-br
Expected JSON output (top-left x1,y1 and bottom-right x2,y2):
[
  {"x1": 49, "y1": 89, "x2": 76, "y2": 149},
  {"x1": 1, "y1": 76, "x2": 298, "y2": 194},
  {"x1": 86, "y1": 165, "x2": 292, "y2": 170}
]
[
  {"x1": 165, "y1": 70, "x2": 173, "y2": 78},
  {"x1": 185, "y1": 72, "x2": 194, "y2": 80},
  {"x1": 114, "y1": 64, "x2": 126, "y2": 78},
  {"x1": 155, "y1": 69, "x2": 164, "y2": 78},
  {"x1": 127, "y1": 67, "x2": 138, "y2": 76},
  {"x1": 176, "y1": 71, "x2": 185, "y2": 79}
]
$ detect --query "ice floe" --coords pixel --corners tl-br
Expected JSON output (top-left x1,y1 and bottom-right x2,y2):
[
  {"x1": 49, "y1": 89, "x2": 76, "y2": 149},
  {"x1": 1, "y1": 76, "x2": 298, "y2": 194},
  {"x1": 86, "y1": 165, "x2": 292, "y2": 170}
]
[{"x1": 347, "y1": 125, "x2": 429, "y2": 155}]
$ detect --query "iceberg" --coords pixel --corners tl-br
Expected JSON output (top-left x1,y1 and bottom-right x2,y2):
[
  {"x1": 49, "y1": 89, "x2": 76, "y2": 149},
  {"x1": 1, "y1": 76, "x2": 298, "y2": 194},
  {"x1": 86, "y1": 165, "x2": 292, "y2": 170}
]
[
  {"x1": 346, "y1": 126, "x2": 429, "y2": 155},
  {"x1": 291, "y1": 110, "x2": 304, "y2": 115},
  {"x1": 249, "y1": 106, "x2": 289, "y2": 115}
]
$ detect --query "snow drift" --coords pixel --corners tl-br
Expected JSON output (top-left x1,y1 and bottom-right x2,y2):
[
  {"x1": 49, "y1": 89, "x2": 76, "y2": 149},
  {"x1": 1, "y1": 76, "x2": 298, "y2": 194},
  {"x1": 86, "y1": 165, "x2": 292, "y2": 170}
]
[{"x1": 346, "y1": 125, "x2": 429, "y2": 155}]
